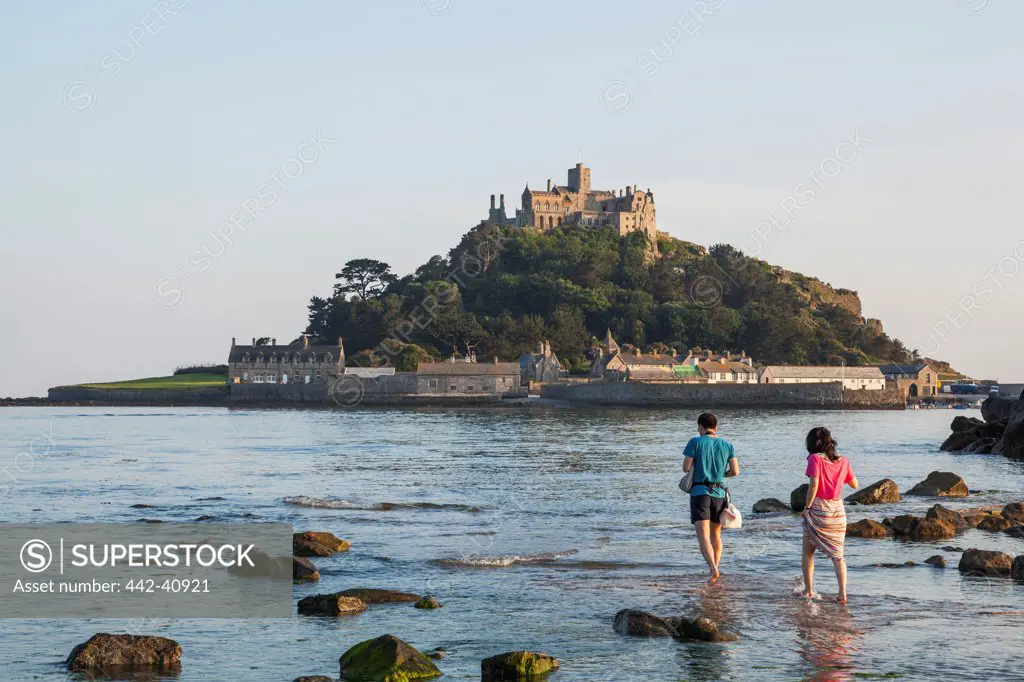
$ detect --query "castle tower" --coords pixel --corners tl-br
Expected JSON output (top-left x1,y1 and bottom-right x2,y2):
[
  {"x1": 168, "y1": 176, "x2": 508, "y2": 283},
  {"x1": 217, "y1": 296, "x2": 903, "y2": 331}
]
[{"x1": 567, "y1": 162, "x2": 591, "y2": 195}]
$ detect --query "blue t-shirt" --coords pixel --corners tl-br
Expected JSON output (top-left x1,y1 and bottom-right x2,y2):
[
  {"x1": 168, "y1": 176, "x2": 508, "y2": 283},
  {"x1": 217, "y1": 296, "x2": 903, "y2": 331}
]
[{"x1": 683, "y1": 435, "x2": 736, "y2": 499}]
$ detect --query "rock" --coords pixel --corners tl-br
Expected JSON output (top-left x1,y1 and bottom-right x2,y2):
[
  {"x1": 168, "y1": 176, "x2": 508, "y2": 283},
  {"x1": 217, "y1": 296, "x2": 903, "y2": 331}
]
[
  {"x1": 940, "y1": 430, "x2": 981, "y2": 452},
  {"x1": 906, "y1": 471, "x2": 969, "y2": 497},
  {"x1": 965, "y1": 438, "x2": 998, "y2": 454},
  {"x1": 845, "y1": 479, "x2": 901, "y2": 505},
  {"x1": 66, "y1": 634, "x2": 182, "y2": 672},
  {"x1": 294, "y1": 556, "x2": 320, "y2": 582},
  {"x1": 676, "y1": 616, "x2": 738, "y2": 643},
  {"x1": 941, "y1": 546, "x2": 966, "y2": 552},
  {"x1": 612, "y1": 609, "x2": 678, "y2": 638},
  {"x1": 338, "y1": 635, "x2": 441, "y2": 682},
  {"x1": 911, "y1": 518, "x2": 957, "y2": 541},
  {"x1": 874, "y1": 562, "x2": 916, "y2": 568},
  {"x1": 294, "y1": 531, "x2": 351, "y2": 557},
  {"x1": 924, "y1": 555, "x2": 947, "y2": 568},
  {"x1": 428, "y1": 648, "x2": 446, "y2": 660},
  {"x1": 846, "y1": 519, "x2": 891, "y2": 538},
  {"x1": 926, "y1": 504, "x2": 970, "y2": 531},
  {"x1": 752, "y1": 498, "x2": 790, "y2": 514},
  {"x1": 958, "y1": 548, "x2": 1014, "y2": 576},
  {"x1": 481, "y1": 651, "x2": 560, "y2": 680},
  {"x1": 952, "y1": 415, "x2": 985, "y2": 433},
  {"x1": 889, "y1": 515, "x2": 920, "y2": 536},
  {"x1": 1013, "y1": 556, "x2": 1024, "y2": 581},
  {"x1": 977, "y1": 515, "x2": 1014, "y2": 533},
  {"x1": 992, "y1": 397, "x2": 1024, "y2": 459},
  {"x1": 1005, "y1": 526, "x2": 1024, "y2": 539},
  {"x1": 297, "y1": 593, "x2": 368, "y2": 616},
  {"x1": 791, "y1": 484, "x2": 810, "y2": 512},
  {"x1": 294, "y1": 677, "x2": 337, "y2": 682},
  {"x1": 414, "y1": 596, "x2": 443, "y2": 610},
  {"x1": 1001, "y1": 502, "x2": 1024, "y2": 524},
  {"x1": 981, "y1": 395, "x2": 1015, "y2": 423},
  {"x1": 337, "y1": 588, "x2": 421, "y2": 604}
]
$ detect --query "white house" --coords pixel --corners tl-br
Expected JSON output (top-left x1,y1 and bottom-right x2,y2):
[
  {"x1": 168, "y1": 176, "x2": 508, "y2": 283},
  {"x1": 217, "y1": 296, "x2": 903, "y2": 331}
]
[{"x1": 759, "y1": 365, "x2": 885, "y2": 391}]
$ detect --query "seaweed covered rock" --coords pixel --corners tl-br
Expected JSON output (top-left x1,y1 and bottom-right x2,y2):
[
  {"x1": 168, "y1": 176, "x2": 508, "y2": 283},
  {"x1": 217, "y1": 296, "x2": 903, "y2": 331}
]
[
  {"x1": 414, "y1": 596, "x2": 443, "y2": 610},
  {"x1": 338, "y1": 635, "x2": 441, "y2": 682},
  {"x1": 846, "y1": 519, "x2": 891, "y2": 538},
  {"x1": 66, "y1": 634, "x2": 182, "y2": 672},
  {"x1": 926, "y1": 504, "x2": 970, "y2": 531},
  {"x1": 1001, "y1": 502, "x2": 1024, "y2": 525},
  {"x1": 924, "y1": 555, "x2": 947, "y2": 568},
  {"x1": 978, "y1": 515, "x2": 1014, "y2": 533},
  {"x1": 297, "y1": 593, "x2": 368, "y2": 616},
  {"x1": 612, "y1": 609, "x2": 678, "y2": 638},
  {"x1": 752, "y1": 498, "x2": 790, "y2": 514},
  {"x1": 337, "y1": 588, "x2": 422, "y2": 604},
  {"x1": 294, "y1": 556, "x2": 321, "y2": 582},
  {"x1": 906, "y1": 472, "x2": 969, "y2": 498},
  {"x1": 958, "y1": 549, "x2": 1014, "y2": 576},
  {"x1": 676, "y1": 616, "x2": 738, "y2": 642},
  {"x1": 846, "y1": 479, "x2": 900, "y2": 505},
  {"x1": 294, "y1": 531, "x2": 351, "y2": 557},
  {"x1": 791, "y1": 484, "x2": 810, "y2": 512},
  {"x1": 481, "y1": 651, "x2": 560, "y2": 680}
]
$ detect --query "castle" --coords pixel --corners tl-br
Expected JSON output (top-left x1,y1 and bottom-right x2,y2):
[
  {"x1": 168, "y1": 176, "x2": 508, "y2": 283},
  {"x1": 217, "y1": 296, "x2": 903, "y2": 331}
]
[{"x1": 486, "y1": 162, "x2": 658, "y2": 244}]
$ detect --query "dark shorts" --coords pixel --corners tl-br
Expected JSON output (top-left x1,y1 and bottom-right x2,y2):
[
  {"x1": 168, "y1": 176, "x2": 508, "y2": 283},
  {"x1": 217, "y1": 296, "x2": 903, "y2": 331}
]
[{"x1": 690, "y1": 494, "x2": 728, "y2": 525}]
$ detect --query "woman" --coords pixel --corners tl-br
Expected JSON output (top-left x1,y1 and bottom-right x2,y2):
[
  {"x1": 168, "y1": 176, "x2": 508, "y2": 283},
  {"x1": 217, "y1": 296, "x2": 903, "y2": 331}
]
[{"x1": 801, "y1": 427, "x2": 858, "y2": 604}]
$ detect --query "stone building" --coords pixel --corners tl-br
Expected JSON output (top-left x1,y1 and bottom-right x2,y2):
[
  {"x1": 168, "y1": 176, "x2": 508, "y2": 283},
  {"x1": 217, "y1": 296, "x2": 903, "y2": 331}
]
[
  {"x1": 759, "y1": 365, "x2": 886, "y2": 391},
  {"x1": 486, "y1": 162, "x2": 658, "y2": 246},
  {"x1": 590, "y1": 331, "x2": 755, "y2": 383},
  {"x1": 878, "y1": 363, "x2": 939, "y2": 398},
  {"x1": 416, "y1": 358, "x2": 525, "y2": 397},
  {"x1": 519, "y1": 341, "x2": 562, "y2": 384},
  {"x1": 228, "y1": 336, "x2": 344, "y2": 385}
]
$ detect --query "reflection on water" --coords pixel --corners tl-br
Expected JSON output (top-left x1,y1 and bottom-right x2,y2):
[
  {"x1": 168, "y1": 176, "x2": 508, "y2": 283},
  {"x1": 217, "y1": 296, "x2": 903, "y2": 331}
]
[{"x1": 1, "y1": 405, "x2": 1022, "y2": 681}]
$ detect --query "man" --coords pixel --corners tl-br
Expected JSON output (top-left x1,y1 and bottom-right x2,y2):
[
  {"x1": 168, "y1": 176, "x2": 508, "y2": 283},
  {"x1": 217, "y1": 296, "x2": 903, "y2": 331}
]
[{"x1": 683, "y1": 412, "x2": 739, "y2": 585}]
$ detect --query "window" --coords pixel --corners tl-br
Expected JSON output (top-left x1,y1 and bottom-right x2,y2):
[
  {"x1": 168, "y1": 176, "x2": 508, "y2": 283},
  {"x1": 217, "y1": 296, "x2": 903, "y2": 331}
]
[
  {"x1": 304, "y1": 375, "x2": 311, "y2": 384},
  {"x1": 325, "y1": 352, "x2": 333, "y2": 362},
  {"x1": 467, "y1": 386, "x2": 475, "y2": 391},
  {"x1": 428, "y1": 379, "x2": 438, "y2": 388},
  {"x1": 254, "y1": 375, "x2": 264, "y2": 383},
  {"x1": 450, "y1": 385, "x2": 457, "y2": 391},
  {"x1": 267, "y1": 374, "x2": 277, "y2": 384},
  {"x1": 242, "y1": 372, "x2": 248, "y2": 381},
  {"x1": 282, "y1": 374, "x2": 289, "y2": 384}
]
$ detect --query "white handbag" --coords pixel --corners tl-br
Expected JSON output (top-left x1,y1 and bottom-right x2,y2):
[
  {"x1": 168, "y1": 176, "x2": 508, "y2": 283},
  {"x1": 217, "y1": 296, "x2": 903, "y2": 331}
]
[{"x1": 720, "y1": 491, "x2": 742, "y2": 529}]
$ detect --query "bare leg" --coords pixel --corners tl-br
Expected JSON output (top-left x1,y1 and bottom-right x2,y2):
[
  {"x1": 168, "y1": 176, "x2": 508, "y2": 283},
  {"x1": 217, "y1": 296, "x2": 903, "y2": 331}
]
[
  {"x1": 710, "y1": 523, "x2": 723, "y2": 572},
  {"x1": 802, "y1": 533, "x2": 816, "y2": 597},
  {"x1": 833, "y1": 558, "x2": 847, "y2": 603},
  {"x1": 695, "y1": 520, "x2": 720, "y2": 584}
]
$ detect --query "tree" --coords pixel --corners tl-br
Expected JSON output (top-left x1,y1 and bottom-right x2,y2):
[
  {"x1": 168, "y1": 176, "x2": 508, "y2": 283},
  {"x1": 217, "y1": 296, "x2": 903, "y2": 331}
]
[
  {"x1": 334, "y1": 259, "x2": 398, "y2": 300},
  {"x1": 255, "y1": 337, "x2": 272, "y2": 346}
]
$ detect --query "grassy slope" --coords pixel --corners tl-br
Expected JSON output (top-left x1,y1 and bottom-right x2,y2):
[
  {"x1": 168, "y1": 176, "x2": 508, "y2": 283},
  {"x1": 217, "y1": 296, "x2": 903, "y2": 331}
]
[{"x1": 75, "y1": 373, "x2": 226, "y2": 390}]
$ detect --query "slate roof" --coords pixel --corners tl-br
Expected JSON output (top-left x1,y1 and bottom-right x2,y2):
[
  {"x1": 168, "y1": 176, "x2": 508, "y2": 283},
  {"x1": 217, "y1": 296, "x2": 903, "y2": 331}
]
[
  {"x1": 228, "y1": 344, "x2": 338, "y2": 363},
  {"x1": 878, "y1": 363, "x2": 930, "y2": 378},
  {"x1": 762, "y1": 366, "x2": 884, "y2": 379}
]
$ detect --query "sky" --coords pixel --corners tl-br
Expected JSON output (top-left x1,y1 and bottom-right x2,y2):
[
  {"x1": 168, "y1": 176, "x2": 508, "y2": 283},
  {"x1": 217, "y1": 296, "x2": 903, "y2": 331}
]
[{"x1": 1, "y1": 0, "x2": 1022, "y2": 397}]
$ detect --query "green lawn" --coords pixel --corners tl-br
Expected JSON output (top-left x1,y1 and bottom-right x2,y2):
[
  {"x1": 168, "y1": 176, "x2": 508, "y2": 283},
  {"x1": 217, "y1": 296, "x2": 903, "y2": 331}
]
[{"x1": 76, "y1": 373, "x2": 227, "y2": 390}]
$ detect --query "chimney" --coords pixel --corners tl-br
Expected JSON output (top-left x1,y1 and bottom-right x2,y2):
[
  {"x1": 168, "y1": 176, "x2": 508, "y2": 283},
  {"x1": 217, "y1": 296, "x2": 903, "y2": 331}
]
[
  {"x1": 547, "y1": 178, "x2": 552, "y2": 192},
  {"x1": 692, "y1": 356, "x2": 700, "y2": 367},
  {"x1": 626, "y1": 185, "x2": 632, "y2": 195},
  {"x1": 490, "y1": 194, "x2": 496, "y2": 210},
  {"x1": 537, "y1": 341, "x2": 544, "y2": 355},
  {"x1": 634, "y1": 347, "x2": 641, "y2": 357},
  {"x1": 544, "y1": 341, "x2": 551, "y2": 357},
  {"x1": 271, "y1": 338, "x2": 276, "y2": 346},
  {"x1": 500, "y1": 194, "x2": 505, "y2": 210},
  {"x1": 338, "y1": 337, "x2": 346, "y2": 365},
  {"x1": 252, "y1": 337, "x2": 256, "y2": 346},
  {"x1": 231, "y1": 337, "x2": 236, "y2": 347}
]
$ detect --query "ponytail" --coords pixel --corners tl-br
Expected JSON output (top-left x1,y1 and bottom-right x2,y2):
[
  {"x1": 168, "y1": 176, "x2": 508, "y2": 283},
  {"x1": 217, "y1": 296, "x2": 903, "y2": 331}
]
[{"x1": 806, "y1": 426, "x2": 839, "y2": 462}]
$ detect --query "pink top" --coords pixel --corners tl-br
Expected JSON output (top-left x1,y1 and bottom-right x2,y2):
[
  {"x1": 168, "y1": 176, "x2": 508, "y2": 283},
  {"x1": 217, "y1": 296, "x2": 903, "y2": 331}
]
[{"x1": 805, "y1": 453, "x2": 854, "y2": 501}]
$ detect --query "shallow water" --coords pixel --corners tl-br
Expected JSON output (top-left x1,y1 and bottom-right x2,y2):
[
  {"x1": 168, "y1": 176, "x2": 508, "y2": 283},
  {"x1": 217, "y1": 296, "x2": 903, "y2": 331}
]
[{"x1": 1, "y1": 406, "x2": 1022, "y2": 681}]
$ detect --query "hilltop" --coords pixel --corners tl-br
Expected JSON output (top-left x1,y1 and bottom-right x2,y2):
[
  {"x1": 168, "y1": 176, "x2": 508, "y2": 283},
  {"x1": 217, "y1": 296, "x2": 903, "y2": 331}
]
[{"x1": 304, "y1": 223, "x2": 917, "y2": 372}]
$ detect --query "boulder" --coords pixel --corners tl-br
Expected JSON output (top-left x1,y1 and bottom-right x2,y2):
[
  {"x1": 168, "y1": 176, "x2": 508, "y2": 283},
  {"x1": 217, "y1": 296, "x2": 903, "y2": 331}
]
[
  {"x1": 66, "y1": 634, "x2": 182, "y2": 672},
  {"x1": 428, "y1": 648, "x2": 446, "y2": 660},
  {"x1": 297, "y1": 593, "x2": 368, "y2": 616},
  {"x1": 889, "y1": 515, "x2": 920, "y2": 536},
  {"x1": 978, "y1": 515, "x2": 1014, "y2": 533},
  {"x1": 791, "y1": 484, "x2": 810, "y2": 512},
  {"x1": 294, "y1": 677, "x2": 337, "y2": 682},
  {"x1": 752, "y1": 498, "x2": 790, "y2": 514},
  {"x1": 906, "y1": 472, "x2": 969, "y2": 498},
  {"x1": 924, "y1": 555, "x2": 947, "y2": 568},
  {"x1": 965, "y1": 438, "x2": 998, "y2": 454},
  {"x1": 612, "y1": 609, "x2": 678, "y2": 638},
  {"x1": 676, "y1": 616, "x2": 738, "y2": 642},
  {"x1": 846, "y1": 519, "x2": 891, "y2": 539},
  {"x1": 294, "y1": 531, "x2": 351, "y2": 557},
  {"x1": 481, "y1": 651, "x2": 560, "y2": 680},
  {"x1": 294, "y1": 557, "x2": 320, "y2": 582},
  {"x1": 992, "y1": 398, "x2": 1024, "y2": 459},
  {"x1": 958, "y1": 548, "x2": 1014, "y2": 576},
  {"x1": 981, "y1": 395, "x2": 1015, "y2": 423},
  {"x1": 1002, "y1": 502, "x2": 1024, "y2": 524},
  {"x1": 337, "y1": 588, "x2": 421, "y2": 604},
  {"x1": 338, "y1": 635, "x2": 441, "y2": 682},
  {"x1": 1013, "y1": 556, "x2": 1024, "y2": 581},
  {"x1": 925, "y1": 504, "x2": 970, "y2": 531},
  {"x1": 845, "y1": 479, "x2": 901, "y2": 505},
  {"x1": 414, "y1": 596, "x2": 443, "y2": 610},
  {"x1": 940, "y1": 430, "x2": 981, "y2": 452},
  {"x1": 1005, "y1": 526, "x2": 1024, "y2": 539},
  {"x1": 951, "y1": 415, "x2": 985, "y2": 433},
  {"x1": 911, "y1": 518, "x2": 957, "y2": 541}
]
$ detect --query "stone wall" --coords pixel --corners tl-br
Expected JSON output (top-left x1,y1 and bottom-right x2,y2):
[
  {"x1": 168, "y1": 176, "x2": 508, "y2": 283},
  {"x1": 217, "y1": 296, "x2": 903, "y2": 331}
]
[
  {"x1": 540, "y1": 381, "x2": 904, "y2": 409},
  {"x1": 47, "y1": 386, "x2": 230, "y2": 405}
]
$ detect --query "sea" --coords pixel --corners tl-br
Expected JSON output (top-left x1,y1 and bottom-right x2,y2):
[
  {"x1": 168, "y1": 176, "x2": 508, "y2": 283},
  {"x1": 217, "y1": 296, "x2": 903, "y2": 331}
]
[{"x1": 0, "y1": 406, "x2": 1022, "y2": 681}]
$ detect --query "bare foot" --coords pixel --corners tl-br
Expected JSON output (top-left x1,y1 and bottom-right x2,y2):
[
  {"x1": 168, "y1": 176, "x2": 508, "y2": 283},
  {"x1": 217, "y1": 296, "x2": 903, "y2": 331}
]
[
  {"x1": 706, "y1": 571, "x2": 721, "y2": 586},
  {"x1": 836, "y1": 594, "x2": 848, "y2": 604}
]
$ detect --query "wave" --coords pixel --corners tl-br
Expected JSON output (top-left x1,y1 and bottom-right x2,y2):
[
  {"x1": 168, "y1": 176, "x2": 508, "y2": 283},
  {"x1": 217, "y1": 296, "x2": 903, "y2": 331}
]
[
  {"x1": 283, "y1": 495, "x2": 481, "y2": 512},
  {"x1": 432, "y1": 550, "x2": 579, "y2": 568}
]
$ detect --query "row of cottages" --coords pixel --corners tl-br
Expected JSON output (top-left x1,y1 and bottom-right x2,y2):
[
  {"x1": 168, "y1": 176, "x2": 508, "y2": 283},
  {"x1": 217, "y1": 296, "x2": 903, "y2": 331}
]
[
  {"x1": 416, "y1": 357, "x2": 523, "y2": 396},
  {"x1": 759, "y1": 366, "x2": 886, "y2": 391},
  {"x1": 228, "y1": 336, "x2": 345, "y2": 385},
  {"x1": 591, "y1": 331, "x2": 757, "y2": 383}
]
